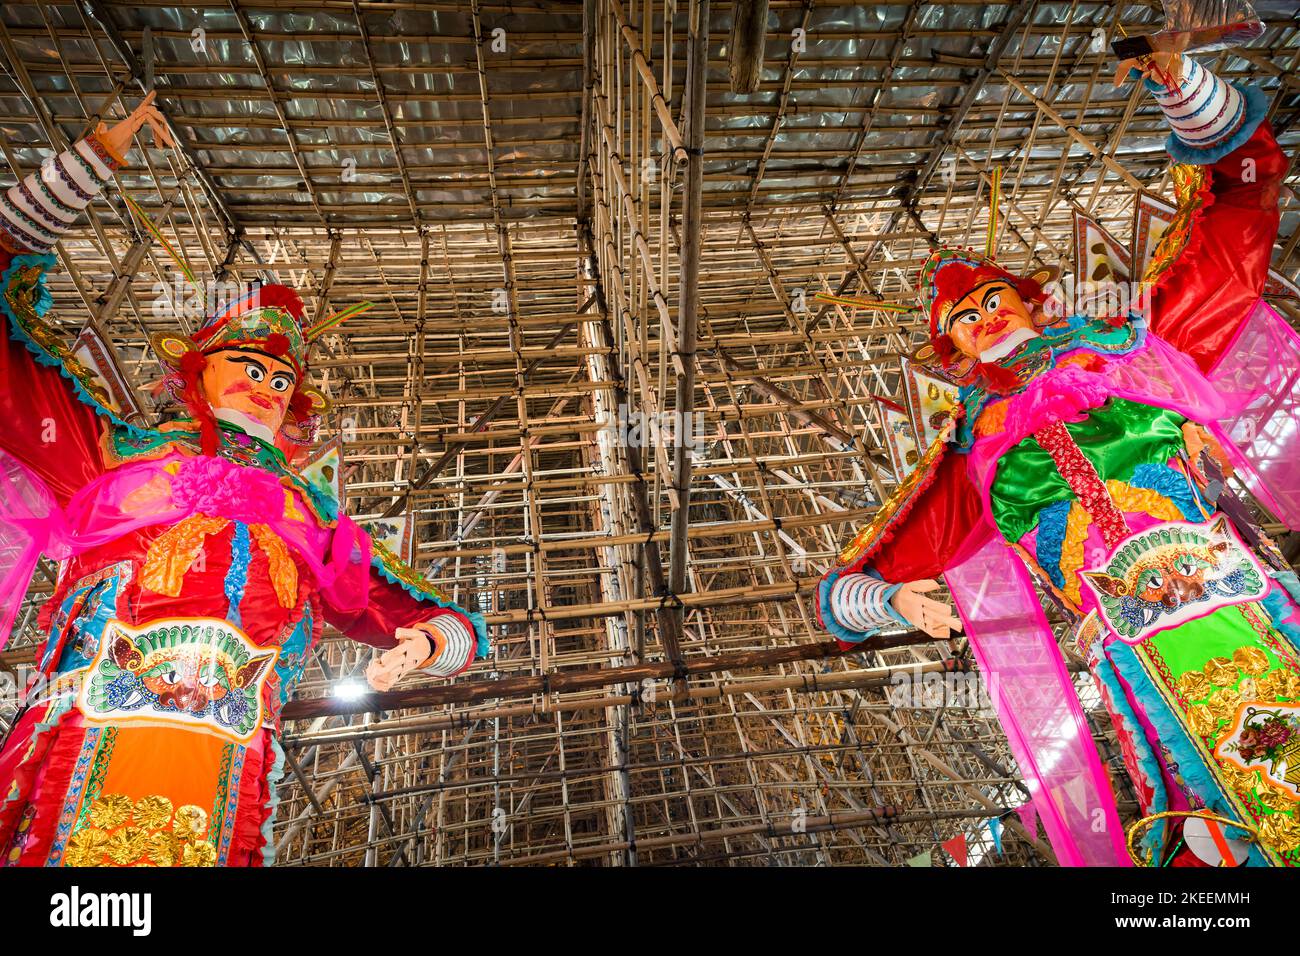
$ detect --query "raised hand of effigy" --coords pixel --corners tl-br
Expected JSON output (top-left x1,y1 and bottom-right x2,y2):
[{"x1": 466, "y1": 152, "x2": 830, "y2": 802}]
[{"x1": 95, "y1": 89, "x2": 175, "y2": 162}]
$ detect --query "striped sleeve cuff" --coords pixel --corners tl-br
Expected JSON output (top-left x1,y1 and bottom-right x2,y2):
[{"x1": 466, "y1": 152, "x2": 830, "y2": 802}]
[
  {"x1": 1145, "y1": 58, "x2": 1266, "y2": 164},
  {"x1": 819, "y1": 569, "x2": 908, "y2": 644},
  {"x1": 0, "y1": 137, "x2": 120, "y2": 254},
  {"x1": 830, "y1": 573, "x2": 900, "y2": 632},
  {"x1": 416, "y1": 615, "x2": 477, "y2": 678}
]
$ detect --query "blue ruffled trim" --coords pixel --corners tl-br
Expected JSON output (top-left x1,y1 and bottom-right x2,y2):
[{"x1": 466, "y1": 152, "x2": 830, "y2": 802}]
[
  {"x1": 1, "y1": 253, "x2": 151, "y2": 441},
  {"x1": 1034, "y1": 500, "x2": 1071, "y2": 591},
  {"x1": 1262, "y1": 581, "x2": 1300, "y2": 655},
  {"x1": 260, "y1": 735, "x2": 287, "y2": 866},
  {"x1": 1269, "y1": 569, "x2": 1300, "y2": 608},
  {"x1": 1128, "y1": 462, "x2": 1209, "y2": 522},
  {"x1": 371, "y1": 553, "x2": 491, "y2": 659},
  {"x1": 817, "y1": 565, "x2": 906, "y2": 645},
  {"x1": 1105, "y1": 639, "x2": 1271, "y2": 866},
  {"x1": 1162, "y1": 82, "x2": 1268, "y2": 166},
  {"x1": 1092, "y1": 653, "x2": 1169, "y2": 863}
]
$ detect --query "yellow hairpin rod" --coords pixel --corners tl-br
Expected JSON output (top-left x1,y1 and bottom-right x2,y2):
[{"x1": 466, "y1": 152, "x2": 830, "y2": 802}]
[
  {"x1": 813, "y1": 292, "x2": 916, "y2": 313},
  {"x1": 984, "y1": 166, "x2": 1002, "y2": 259},
  {"x1": 305, "y1": 300, "x2": 376, "y2": 340},
  {"x1": 123, "y1": 194, "x2": 199, "y2": 293}
]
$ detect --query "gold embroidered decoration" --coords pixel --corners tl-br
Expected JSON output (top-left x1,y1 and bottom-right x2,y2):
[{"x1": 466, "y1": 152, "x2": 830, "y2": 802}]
[
  {"x1": 1206, "y1": 688, "x2": 1241, "y2": 722},
  {"x1": 1233, "y1": 646, "x2": 1271, "y2": 677},
  {"x1": 142, "y1": 514, "x2": 230, "y2": 597},
  {"x1": 249, "y1": 523, "x2": 298, "y2": 609},
  {"x1": 1186, "y1": 705, "x2": 1219, "y2": 738},
  {"x1": 1255, "y1": 671, "x2": 1285, "y2": 701},
  {"x1": 1257, "y1": 813, "x2": 1300, "y2": 854},
  {"x1": 64, "y1": 826, "x2": 108, "y2": 866},
  {"x1": 174, "y1": 804, "x2": 208, "y2": 839},
  {"x1": 133, "y1": 795, "x2": 173, "y2": 830},
  {"x1": 1139, "y1": 164, "x2": 1209, "y2": 293},
  {"x1": 88, "y1": 793, "x2": 133, "y2": 830},
  {"x1": 181, "y1": 841, "x2": 218, "y2": 867},
  {"x1": 64, "y1": 792, "x2": 217, "y2": 867},
  {"x1": 371, "y1": 540, "x2": 454, "y2": 605},
  {"x1": 104, "y1": 826, "x2": 146, "y2": 865},
  {"x1": 146, "y1": 831, "x2": 180, "y2": 866},
  {"x1": 1203, "y1": 657, "x2": 1238, "y2": 688},
  {"x1": 1257, "y1": 786, "x2": 1294, "y2": 813},
  {"x1": 1177, "y1": 670, "x2": 1212, "y2": 702}
]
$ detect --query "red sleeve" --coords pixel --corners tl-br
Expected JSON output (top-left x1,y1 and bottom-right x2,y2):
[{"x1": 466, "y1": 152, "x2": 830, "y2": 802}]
[
  {"x1": 322, "y1": 570, "x2": 478, "y2": 651},
  {"x1": 0, "y1": 248, "x2": 109, "y2": 505},
  {"x1": 1147, "y1": 122, "x2": 1286, "y2": 373},
  {"x1": 870, "y1": 451, "x2": 986, "y2": 583}
]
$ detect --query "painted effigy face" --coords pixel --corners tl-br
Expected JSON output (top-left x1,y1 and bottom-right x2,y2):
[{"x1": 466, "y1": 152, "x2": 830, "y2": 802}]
[
  {"x1": 1081, "y1": 517, "x2": 1267, "y2": 644},
  {"x1": 109, "y1": 637, "x2": 271, "y2": 716},
  {"x1": 199, "y1": 349, "x2": 296, "y2": 433},
  {"x1": 945, "y1": 280, "x2": 1040, "y2": 363}
]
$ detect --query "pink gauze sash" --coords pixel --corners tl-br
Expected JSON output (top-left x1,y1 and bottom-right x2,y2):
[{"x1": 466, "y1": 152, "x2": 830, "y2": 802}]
[
  {"x1": 947, "y1": 299, "x2": 1300, "y2": 866},
  {"x1": 0, "y1": 452, "x2": 372, "y2": 649}
]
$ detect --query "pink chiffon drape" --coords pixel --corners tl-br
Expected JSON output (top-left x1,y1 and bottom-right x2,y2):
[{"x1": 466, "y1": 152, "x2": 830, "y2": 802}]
[
  {"x1": 0, "y1": 451, "x2": 371, "y2": 649},
  {"x1": 945, "y1": 528, "x2": 1128, "y2": 865},
  {"x1": 948, "y1": 300, "x2": 1300, "y2": 866}
]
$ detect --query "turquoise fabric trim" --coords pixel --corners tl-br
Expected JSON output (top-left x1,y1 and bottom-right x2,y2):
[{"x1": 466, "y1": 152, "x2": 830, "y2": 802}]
[
  {"x1": 1034, "y1": 500, "x2": 1071, "y2": 590},
  {"x1": 1, "y1": 253, "x2": 150, "y2": 440},
  {"x1": 1262, "y1": 581, "x2": 1300, "y2": 655},
  {"x1": 296, "y1": 475, "x2": 340, "y2": 523},
  {"x1": 260, "y1": 735, "x2": 287, "y2": 866},
  {"x1": 370, "y1": 554, "x2": 491, "y2": 659},
  {"x1": 1128, "y1": 462, "x2": 1208, "y2": 522},
  {"x1": 1269, "y1": 569, "x2": 1300, "y2": 608},
  {"x1": 1092, "y1": 653, "x2": 1169, "y2": 863},
  {"x1": 1162, "y1": 82, "x2": 1269, "y2": 166},
  {"x1": 224, "y1": 521, "x2": 251, "y2": 627},
  {"x1": 1105, "y1": 639, "x2": 1271, "y2": 866},
  {"x1": 274, "y1": 602, "x2": 313, "y2": 707},
  {"x1": 817, "y1": 565, "x2": 906, "y2": 645}
]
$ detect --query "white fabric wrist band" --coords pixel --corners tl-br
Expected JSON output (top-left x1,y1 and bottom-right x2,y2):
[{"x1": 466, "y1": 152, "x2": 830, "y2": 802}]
[
  {"x1": 2, "y1": 142, "x2": 114, "y2": 253},
  {"x1": 1149, "y1": 58, "x2": 1246, "y2": 153},
  {"x1": 422, "y1": 616, "x2": 476, "y2": 677},
  {"x1": 829, "y1": 574, "x2": 897, "y2": 633}
]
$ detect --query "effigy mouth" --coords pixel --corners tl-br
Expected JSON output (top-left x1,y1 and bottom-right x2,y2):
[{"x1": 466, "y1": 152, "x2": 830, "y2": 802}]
[{"x1": 979, "y1": 327, "x2": 1041, "y2": 363}]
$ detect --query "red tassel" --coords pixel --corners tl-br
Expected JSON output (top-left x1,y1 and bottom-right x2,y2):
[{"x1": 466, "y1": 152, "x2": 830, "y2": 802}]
[
  {"x1": 179, "y1": 349, "x2": 207, "y2": 376},
  {"x1": 177, "y1": 349, "x2": 219, "y2": 455},
  {"x1": 973, "y1": 360, "x2": 1025, "y2": 394},
  {"x1": 932, "y1": 333, "x2": 959, "y2": 366}
]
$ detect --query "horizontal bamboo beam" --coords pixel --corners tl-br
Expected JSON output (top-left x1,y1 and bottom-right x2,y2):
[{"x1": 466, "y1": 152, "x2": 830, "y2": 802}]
[{"x1": 281, "y1": 632, "x2": 942, "y2": 721}]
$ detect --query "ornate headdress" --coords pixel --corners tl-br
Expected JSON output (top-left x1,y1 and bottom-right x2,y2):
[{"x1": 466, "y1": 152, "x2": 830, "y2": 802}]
[
  {"x1": 150, "y1": 283, "x2": 339, "y2": 455},
  {"x1": 915, "y1": 247, "x2": 1057, "y2": 376},
  {"x1": 919, "y1": 247, "x2": 1050, "y2": 339}
]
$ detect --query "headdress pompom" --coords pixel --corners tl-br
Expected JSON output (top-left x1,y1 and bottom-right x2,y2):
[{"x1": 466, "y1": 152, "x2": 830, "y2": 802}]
[{"x1": 254, "y1": 283, "x2": 306, "y2": 320}]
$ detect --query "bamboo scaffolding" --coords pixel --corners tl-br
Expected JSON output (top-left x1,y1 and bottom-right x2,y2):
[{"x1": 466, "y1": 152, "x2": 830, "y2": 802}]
[{"x1": 3, "y1": 0, "x2": 1293, "y2": 868}]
